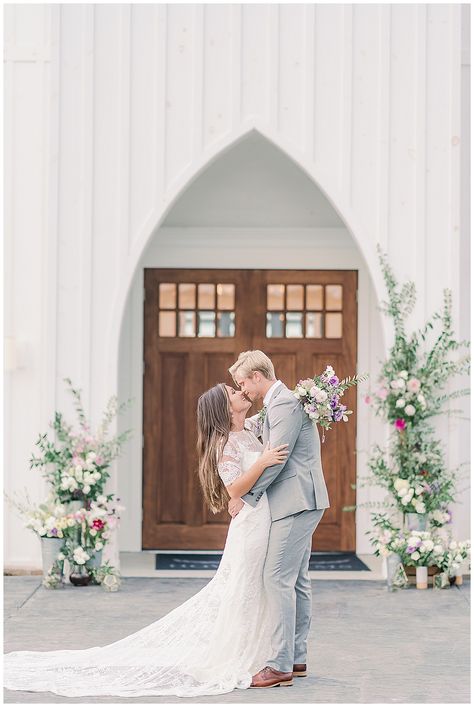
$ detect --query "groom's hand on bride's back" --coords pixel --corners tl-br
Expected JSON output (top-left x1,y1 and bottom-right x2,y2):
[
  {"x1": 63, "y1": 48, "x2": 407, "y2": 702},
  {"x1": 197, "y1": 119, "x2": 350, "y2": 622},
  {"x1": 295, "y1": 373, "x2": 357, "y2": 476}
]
[{"x1": 228, "y1": 498, "x2": 244, "y2": 518}]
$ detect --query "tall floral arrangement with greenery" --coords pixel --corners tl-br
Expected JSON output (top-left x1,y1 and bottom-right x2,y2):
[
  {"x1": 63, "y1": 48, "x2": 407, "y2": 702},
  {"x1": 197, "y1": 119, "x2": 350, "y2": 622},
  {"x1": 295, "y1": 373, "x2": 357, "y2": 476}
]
[
  {"x1": 351, "y1": 245, "x2": 470, "y2": 574},
  {"x1": 6, "y1": 378, "x2": 133, "y2": 589}
]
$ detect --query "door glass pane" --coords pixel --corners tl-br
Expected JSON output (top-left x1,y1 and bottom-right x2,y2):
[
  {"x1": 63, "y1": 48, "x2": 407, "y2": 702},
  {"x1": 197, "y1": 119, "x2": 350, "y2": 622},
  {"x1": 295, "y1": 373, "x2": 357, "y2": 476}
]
[
  {"x1": 267, "y1": 284, "x2": 285, "y2": 310},
  {"x1": 286, "y1": 312, "x2": 303, "y2": 338},
  {"x1": 159, "y1": 311, "x2": 176, "y2": 337},
  {"x1": 217, "y1": 284, "x2": 235, "y2": 310},
  {"x1": 325, "y1": 285, "x2": 343, "y2": 310},
  {"x1": 306, "y1": 312, "x2": 323, "y2": 338},
  {"x1": 266, "y1": 312, "x2": 284, "y2": 338},
  {"x1": 179, "y1": 283, "x2": 196, "y2": 309},
  {"x1": 198, "y1": 311, "x2": 216, "y2": 337},
  {"x1": 217, "y1": 311, "x2": 235, "y2": 337},
  {"x1": 306, "y1": 284, "x2": 323, "y2": 310},
  {"x1": 159, "y1": 283, "x2": 176, "y2": 309},
  {"x1": 286, "y1": 285, "x2": 304, "y2": 310},
  {"x1": 325, "y1": 312, "x2": 343, "y2": 338},
  {"x1": 179, "y1": 311, "x2": 196, "y2": 337},
  {"x1": 198, "y1": 284, "x2": 215, "y2": 309}
]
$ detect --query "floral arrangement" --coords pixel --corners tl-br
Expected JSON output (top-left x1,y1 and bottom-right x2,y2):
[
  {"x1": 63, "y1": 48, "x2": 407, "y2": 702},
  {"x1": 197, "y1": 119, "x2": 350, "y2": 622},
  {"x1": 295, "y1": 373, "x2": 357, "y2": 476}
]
[
  {"x1": 367, "y1": 513, "x2": 470, "y2": 575},
  {"x1": 29, "y1": 378, "x2": 133, "y2": 505},
  {"x1": 293, "y1": 365, "x2": 368, "y2": 441},
  {"x1": 5, "y1": 377, "x2": 132, "y2": 589}
]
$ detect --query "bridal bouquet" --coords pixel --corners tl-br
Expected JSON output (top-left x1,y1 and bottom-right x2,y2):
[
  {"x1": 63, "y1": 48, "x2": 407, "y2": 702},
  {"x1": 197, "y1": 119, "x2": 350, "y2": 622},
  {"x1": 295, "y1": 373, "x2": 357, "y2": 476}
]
[{"x1": 293, "y1": 365, "x2": 368, "y2": 441}]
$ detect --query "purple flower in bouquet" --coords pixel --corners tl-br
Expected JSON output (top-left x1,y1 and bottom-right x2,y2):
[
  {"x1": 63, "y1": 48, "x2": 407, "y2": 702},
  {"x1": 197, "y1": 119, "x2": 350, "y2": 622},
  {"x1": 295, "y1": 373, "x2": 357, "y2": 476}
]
[
  {"x1": 328, "y1": 376, "x2": 339, "y2": 386},
  {"x1": 329, "y1": 395, "x2": 340, "y2": 409}
]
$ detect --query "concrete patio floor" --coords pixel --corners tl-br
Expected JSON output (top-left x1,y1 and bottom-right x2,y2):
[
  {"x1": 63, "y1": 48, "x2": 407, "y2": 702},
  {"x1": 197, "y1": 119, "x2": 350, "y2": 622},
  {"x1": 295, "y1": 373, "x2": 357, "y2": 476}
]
[{"x1": 3, "y1": 575, "x2": 470, "y2": 704}]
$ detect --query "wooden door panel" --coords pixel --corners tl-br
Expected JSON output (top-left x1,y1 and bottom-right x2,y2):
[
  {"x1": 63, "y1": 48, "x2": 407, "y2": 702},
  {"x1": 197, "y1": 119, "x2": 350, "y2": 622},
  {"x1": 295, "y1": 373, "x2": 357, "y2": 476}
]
[{"x1": 142, "y1": 268, "x2": 358, "y2": 551}]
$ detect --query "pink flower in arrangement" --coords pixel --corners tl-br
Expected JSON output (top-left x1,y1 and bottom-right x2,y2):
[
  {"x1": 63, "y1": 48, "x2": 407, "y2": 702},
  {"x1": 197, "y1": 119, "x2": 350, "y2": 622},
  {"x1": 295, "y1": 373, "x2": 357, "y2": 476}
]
[
  {"x1": 394, "y1": 418, "x2": 406, "y2": 431},
  {"x1": 92, "y1": 519, "x2": 105, "y2": 530},
  {"x1": 95, "y1": 455, "x2": 104, "y2": 466},
  {"x1": 364, "y1": 395, "x2": 373, "y2": 405},
  {"x1": 376, "y1": 388, "x2": 389, "y2": 400},
  {"x1": 407, "y1": 378, "x2": 421, "y2": 393}
]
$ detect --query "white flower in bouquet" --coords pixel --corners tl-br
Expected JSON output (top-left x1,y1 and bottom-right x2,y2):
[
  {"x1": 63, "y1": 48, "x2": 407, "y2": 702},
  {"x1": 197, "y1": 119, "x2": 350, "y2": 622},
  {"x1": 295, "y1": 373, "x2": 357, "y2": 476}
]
[
  {"x1": 449, "y1": 541, "x2": 458, "y2": 550},
  {"x1": 414, "y1": 485, "x2": 424, "y2": 495},
  {"x1": 404, "y1": 404, "x2": 416, "y2": 416},
  {"x1": 394, "y1": 478, "x2": 407, "y2": 491},
  {"x1": 90, "y1": 528, "x2": 97, "y2": 536},
  {"x1": 390, "y1": 380, "x2": 401, "y2": 390},
  {"x1": 413, "y1": 500, "x2": 426, "y2": 514},
  {"x1": 398, "y1": 371, "x2": 408, "y2": 379},
  {"x1": 420, "y1": 539, "x2": 434, "y2": 552},
  {"x1": 433, "y1": 544, "x2": 444, "y2": 555},
  {"x1": 296, "y1": 386, "x2": 307, "y2": 397},
  {"x1": 83, "y1": 484, "x2": 91, "y2": 494},
  {"x1": 396, "y1": 398, "x2": 405, "y2": 408},
  {"x1": 401, "y1": 489, "x2": 414, "y2": 505},
  {"x1": 97, "y1": 495, "x2": 107, "y2": 505},
  {"x1": 95, "y1": 542, "x2": 104, "y2": 551},
  {"x1": 411, "y1": 551, "x2": 420, "y2": 561}
]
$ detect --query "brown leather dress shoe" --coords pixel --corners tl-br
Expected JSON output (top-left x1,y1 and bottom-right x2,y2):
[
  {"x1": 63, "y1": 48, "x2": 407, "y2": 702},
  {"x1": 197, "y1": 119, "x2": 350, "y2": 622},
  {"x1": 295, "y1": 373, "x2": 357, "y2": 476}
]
[
  {"x1": 293, "y1": 663, "x2": 307, "y2": 677},
  {"x1": 250, "y1": 666, "x2": 294, "y2": 688}
]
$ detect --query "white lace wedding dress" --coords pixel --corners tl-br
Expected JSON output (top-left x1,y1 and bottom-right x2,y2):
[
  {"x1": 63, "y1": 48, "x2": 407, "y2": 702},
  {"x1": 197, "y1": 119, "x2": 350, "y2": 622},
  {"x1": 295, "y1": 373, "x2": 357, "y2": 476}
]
[{"x1": 4, "y1": 424, "x2": 274, "y2": 698}]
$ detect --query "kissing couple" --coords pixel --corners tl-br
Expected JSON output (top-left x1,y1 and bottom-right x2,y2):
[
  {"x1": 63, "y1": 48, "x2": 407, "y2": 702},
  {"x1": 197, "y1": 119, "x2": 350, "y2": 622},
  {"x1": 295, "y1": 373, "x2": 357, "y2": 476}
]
[{"x1": 4, "y1": 350, "x2": 330, "y2": 698}]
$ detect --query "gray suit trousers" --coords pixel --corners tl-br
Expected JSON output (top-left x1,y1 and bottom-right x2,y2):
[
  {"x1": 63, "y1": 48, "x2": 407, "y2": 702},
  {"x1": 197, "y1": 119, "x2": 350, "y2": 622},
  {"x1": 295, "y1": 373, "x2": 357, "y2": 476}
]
[{"x1": 264, "y1": 507, "x2": 325, "y2": 672}]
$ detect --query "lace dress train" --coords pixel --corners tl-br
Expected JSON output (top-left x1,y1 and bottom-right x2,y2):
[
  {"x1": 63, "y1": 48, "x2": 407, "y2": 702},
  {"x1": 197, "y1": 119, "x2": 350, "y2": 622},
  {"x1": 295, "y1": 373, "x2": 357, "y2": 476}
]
[{"x1": 4, "y1": 428, "x2": 273, "y2": 698}]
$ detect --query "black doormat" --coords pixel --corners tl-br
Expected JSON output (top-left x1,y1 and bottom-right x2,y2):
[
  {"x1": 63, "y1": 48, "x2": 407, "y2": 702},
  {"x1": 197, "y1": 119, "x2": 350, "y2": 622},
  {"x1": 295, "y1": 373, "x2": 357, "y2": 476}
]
[{"x1": 155, "y1": 552, "x2": 370, "y2": 572}]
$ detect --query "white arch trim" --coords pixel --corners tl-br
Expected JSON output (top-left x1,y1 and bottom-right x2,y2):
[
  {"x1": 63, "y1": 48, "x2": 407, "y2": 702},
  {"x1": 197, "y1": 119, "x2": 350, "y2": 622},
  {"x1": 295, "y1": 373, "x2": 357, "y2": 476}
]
[{"x1": 107, "y1": 122, "x2": 389, "y2": 395}]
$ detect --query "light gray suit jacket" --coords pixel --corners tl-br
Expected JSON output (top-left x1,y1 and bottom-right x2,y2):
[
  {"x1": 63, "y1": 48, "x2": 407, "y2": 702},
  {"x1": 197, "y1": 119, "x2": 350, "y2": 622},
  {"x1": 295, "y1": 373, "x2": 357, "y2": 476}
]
[{"x1": 242, "y1": 383, "x2": 330, "y2": 520}]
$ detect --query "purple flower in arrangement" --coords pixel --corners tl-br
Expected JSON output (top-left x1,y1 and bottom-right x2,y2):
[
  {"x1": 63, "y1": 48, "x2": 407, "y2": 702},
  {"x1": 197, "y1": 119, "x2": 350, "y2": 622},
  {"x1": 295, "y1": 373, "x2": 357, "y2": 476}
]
[
  {"x1": 407, "y1": 546, "x2": 416, "y2": 554},
  {"x1": 333, "y1": 409, "x2": 344, "y2": 422},
  {"x1": 51, "y1": 528, "x2": 58, "y2": 536},
  {"x1": 330, "y1": 396, "x2": 340, "y2": 409},
  {"x1": 328, "y1": 376, "x2": 339, "y2": 386}
]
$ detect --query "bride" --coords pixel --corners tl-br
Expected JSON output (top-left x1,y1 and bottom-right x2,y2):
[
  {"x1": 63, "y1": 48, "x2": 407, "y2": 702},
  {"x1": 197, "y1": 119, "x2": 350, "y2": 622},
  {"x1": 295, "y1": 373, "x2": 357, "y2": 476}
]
[{"x1": 4, "y1": 383, "x2": 289, "y2": 698}]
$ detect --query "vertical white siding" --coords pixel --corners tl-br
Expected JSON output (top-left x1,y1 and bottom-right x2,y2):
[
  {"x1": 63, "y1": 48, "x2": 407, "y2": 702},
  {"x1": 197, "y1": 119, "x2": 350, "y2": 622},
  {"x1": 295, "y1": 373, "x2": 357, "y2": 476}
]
[{"x1": 5, "y1": 4, "x2": 468, "y2": 566}]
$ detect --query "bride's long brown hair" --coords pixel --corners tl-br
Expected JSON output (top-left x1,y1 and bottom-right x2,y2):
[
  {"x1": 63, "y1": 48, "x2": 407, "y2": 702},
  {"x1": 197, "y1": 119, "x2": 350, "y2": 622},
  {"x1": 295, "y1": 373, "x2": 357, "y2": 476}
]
[{"x1": 196, "y1": 383, "x2": 233, "y2": 514}]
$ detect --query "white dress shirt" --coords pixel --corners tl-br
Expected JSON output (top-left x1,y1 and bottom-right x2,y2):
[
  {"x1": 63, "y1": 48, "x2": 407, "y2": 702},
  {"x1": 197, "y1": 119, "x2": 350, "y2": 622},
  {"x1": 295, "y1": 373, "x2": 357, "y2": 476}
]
[{"x1": 263, "y1": 379, "x2": 283, "y2": 407}]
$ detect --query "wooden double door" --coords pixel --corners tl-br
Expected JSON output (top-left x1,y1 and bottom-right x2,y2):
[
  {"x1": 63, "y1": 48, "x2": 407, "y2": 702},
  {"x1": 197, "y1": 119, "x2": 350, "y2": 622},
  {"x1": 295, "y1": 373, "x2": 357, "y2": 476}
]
[{"x1": 143, "y1": 269, "x2": 358, "y2": 551}]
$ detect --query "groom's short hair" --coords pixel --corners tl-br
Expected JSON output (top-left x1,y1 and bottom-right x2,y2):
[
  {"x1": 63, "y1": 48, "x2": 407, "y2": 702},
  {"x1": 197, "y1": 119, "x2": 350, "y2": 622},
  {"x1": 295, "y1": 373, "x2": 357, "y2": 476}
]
[{"x1": 229, "y1": 350, "x2": 276, "y2": 385}]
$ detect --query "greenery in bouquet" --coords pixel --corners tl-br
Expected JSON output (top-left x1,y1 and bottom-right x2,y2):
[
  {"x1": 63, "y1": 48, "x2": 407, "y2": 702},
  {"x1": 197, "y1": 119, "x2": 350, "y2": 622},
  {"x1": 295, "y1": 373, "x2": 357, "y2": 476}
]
[
  {"x1": 29, "y1": 378, "x2": 133, "y2": 505},
  {"x1": 435, "y1": 538, "x2": 471, "y2": 576}
]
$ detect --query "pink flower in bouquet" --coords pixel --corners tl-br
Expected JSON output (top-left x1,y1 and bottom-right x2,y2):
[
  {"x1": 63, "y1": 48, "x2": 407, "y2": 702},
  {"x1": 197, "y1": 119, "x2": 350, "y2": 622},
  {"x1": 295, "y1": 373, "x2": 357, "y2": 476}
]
[
  {"x1": 407, "y1": 378, "x2": 421, "y2": 393},
  {"x1": 376, "y1": 387, "x2": 388, "y2": 400},
  {"x1": 364, "y1": 395, "x2": 373, "y2": 405},
  {"x1": 95, "y1": 455, "x2": 104, "y2": 466},
  {"x1": 92, "y1": 518, "x2": 105, "y2": 530},
  {"x1": 394, "y1": 418, "x2": 406, "y2": 431}
]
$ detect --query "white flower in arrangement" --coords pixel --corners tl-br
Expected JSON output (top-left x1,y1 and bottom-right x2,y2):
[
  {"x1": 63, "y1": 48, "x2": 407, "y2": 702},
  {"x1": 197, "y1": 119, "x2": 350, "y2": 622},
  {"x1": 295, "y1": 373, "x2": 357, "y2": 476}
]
[
  {"x1": 401, "y1": 492, "x2": 414, "y2": 506},
  {"x1": 83, "y1": 484, "x2": 91, "y2": 494},
  {"x1": 433, "y1": 545, "x2": 444, "y2": 555},
  {"x1": 407, "y1": 535, "x2": 420, "y2": 547},
  {"x1": 411, "y1": 551, "x2": 420, "y2": 561},
  {"x1": 87, "y1": 452, "x2": 97, "y2": 461},
  {"x1": 90, "y1": 528, "x2": 97, "y2": 537},
  {"x1": 397, "y1": 378, "x2": 406, "y2": 389},
  {"x1": 75, "y1": 468, "x2": 83, "y2": 481},
  {"x1": 97, "y1": 495, "x2": 107, "y2": 505},
  {"x1": 398, "y1": 371, "x2": 408, "y2": 379},
  {"x1": 57, "y1": 552, "x2": 65, "y2": 561},
  {"x1": 404, "y1": 404, "x2": 416, "y2": 416},
  {"x1": 72, "y1": 546, "x2": 90, "y2": 565},
  {"x1": 414, "y1": 486, "x2": 424, "y2": 495},
  {"x1": 394, "y1": 478, "x2": 407, "y2": 491},
  {"x1": 95, "y1": 542, "x2": 104, "y2": 551},
  {"x1": 67, "y1": 517, "x2": 76, "y2": 527},
  {"x1": 395, "y1": 398, "x2": 405, "y2": 408},
  {"x1": 454, "y1": 553, "x2": 463, "y2": 563},
  {"x1": 390, "y1": 380, "x2": 401, "y2": 389},
  {"x1": 297, "y1": 386, "x2": 307, "y2": 397},
  {"x1": 420, "y1": 539, "x2": 434, "y2": 552},
  {"x1": 413, "y1": 501, "x2": 426, "y2": 514},
  {"x1": 74, "y1": 464, "x2": 83, "y2": 474},
  {"x1": 449, "y1": 541, "x2": 458, "y2": 550}
]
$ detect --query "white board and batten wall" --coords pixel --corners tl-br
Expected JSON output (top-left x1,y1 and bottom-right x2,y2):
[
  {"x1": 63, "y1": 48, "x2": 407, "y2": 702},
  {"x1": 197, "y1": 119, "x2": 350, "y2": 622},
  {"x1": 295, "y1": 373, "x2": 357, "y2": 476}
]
[{"x1": 5, "y1": 4, "x2": 470, "y2": 568}]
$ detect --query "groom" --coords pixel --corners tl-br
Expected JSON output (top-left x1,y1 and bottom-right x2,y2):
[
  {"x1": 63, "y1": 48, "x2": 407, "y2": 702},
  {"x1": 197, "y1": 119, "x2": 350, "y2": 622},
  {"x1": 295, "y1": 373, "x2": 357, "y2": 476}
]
[{"x1": 228, "y1": 350, "x2": 330, "y2": 688}]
